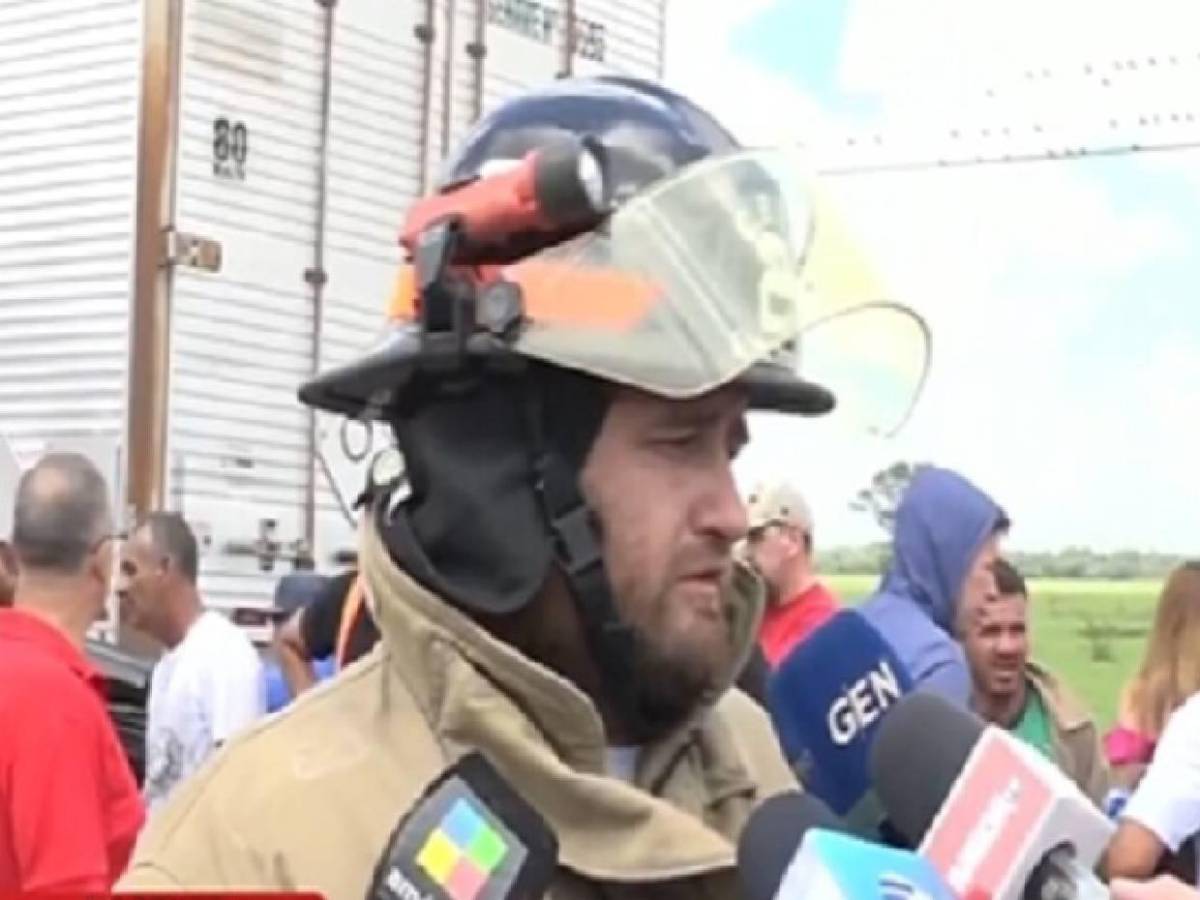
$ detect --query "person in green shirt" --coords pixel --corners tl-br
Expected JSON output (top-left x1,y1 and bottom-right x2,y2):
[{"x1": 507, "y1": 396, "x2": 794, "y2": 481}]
[
  {"x1": 958, "y1": 557, "x2": 1110, "y2": 805},
  {"x1": 1011, "y1": 673, "x2": 1056, "y2": 760}
]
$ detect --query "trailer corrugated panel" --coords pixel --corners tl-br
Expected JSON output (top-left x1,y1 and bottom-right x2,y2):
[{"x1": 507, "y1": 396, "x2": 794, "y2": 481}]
[
  {"x1": 451, "y1": 2, "x2": 486, "y2": 150},
  {"x1": 151, "y1": 0, "x2": 667, "y2": 623},
  {"x1": 478, "y1": 3, "x2": 565, "y2": 112},
  {"x1": 574, "y1": 0, "x2": 663, "y2": 78},
  {"x1": 165, "y1": 0, "x2": 326, "y2": 621},
  {"x1": 0, "y1": 0, "x2": 141, "y2": 470},
  {"x1": 475, "y1": 1, "x2": 665, "y2": 120},
  {"x1": 312, "y1": 0, "x2": 431, "y2": 567},
  {"x1": 323, "y1": 0, "x2": 426, "y2": 281},
  {"x1": 310, "y1": 0, "x2": 672, "y2": 569},
  {"x1": 427, "y1": 2, "x2": 461, "y2": 169}
]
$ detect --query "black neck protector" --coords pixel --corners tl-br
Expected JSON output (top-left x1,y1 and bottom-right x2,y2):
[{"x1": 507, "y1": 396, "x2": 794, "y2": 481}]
[{"x1": 375, "y1": 365, "x2": 649, "y2": 738}]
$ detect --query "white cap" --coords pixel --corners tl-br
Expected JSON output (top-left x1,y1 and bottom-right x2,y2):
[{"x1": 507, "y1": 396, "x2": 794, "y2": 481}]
[{"x1": 745, "y1": 480, "x2": 814, "y2": 534}]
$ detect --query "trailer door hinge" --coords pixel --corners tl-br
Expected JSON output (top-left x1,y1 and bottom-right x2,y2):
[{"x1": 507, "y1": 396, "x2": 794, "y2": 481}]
[{"x1": 163, "y1": 229, "x2": 223, "y2": 273}]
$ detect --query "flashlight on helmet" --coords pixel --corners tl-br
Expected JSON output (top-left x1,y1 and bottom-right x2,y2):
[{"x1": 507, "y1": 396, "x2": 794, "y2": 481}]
[{"x1": 400, "y1": 135, "x2": 613, "y2": 262}]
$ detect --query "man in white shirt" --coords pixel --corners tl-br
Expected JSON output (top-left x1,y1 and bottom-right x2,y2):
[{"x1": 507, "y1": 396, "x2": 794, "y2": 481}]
[
  {"x1": 117, "y1": 512, "x2": 265, "y2": 814},
  {"x1": 1107, "y1": 692, "x2": 1200, "y2": 885}
]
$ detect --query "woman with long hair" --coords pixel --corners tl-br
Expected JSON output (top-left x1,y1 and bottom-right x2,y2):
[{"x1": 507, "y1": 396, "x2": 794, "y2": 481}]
[
  {"x1": 1110, "y1": 563, "x2": 1200, "y2": 785},
  {"x1": 1105, "y1": 562, "x2": 1200, "y2": 883}
]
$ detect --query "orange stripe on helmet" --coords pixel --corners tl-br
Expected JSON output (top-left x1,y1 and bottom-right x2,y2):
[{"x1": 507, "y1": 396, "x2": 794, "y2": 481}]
[
  {"x1": 387, "y1": 261, "x2": 657, "y2": 331},
  {"x1": 387, "y1": 266, "x2": 419, "y2": 320},
  {"x1": 505, "y1": 260, "x2": 658, "y2": 330}
]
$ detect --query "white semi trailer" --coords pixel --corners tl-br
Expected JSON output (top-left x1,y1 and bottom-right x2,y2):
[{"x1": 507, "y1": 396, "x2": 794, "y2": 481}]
[{"x1": 0, "y1": 0, "x2": 666, "y2": 641}]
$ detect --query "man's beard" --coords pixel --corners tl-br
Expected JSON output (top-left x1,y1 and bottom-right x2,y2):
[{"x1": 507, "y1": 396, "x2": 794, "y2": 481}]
[{"x1": 619, "y1": 606, "x2": 735, "y2": 743}]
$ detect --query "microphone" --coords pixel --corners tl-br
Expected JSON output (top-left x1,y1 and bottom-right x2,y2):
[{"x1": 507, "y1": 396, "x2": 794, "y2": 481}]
[
  {"x1": 738, "y1": 792, "x2": 955, "y2": 900},
  {"x1": 368, "y1": 752, "x2": 558, "y2": 900},
  {"x1": 738, "y1": 792, "x2": 849, "y2": 900},
  {"x1": 766, "y1": 610, "x2": 913, "y2": 835},
  {"x1": 871, "y1": 692, "x2": 1114, "y2": 900}
]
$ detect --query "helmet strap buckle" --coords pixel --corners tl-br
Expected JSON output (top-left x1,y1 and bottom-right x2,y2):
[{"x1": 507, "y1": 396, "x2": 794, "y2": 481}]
[
  {"x1": 414, "y1": 219, "x2": 477, "y2": 371},
  {"x1": 522, "y1": 387, "x2": 649, "y2": 736},
  {"x1": 545, "y1": 498, "x2": 602, "y2": 578}
]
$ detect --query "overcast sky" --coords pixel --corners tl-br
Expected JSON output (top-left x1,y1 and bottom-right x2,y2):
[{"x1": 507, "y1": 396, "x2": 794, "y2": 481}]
[{"x1": 663, "y1": 0, "x2": 1200, "y2": 554}]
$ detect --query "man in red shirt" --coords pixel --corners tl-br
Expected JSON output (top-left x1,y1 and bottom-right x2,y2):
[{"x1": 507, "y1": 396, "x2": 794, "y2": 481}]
[
  {"x1": 0, "y1": 452, "x2": 144, "y2": 891},
  {"x1": 743, "y1": 479, "x2": 840, "y2": 667}
]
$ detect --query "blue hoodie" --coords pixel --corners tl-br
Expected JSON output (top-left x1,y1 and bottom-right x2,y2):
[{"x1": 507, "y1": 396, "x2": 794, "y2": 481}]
[{"x1": 859, "y1": 466, "x2": 1005, "y2": 707}]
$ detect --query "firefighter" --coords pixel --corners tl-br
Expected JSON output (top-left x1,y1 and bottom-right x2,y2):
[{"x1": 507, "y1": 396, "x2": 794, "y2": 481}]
[{"x1": 119, "y1": 75, "x2": 898, "y2": 896}]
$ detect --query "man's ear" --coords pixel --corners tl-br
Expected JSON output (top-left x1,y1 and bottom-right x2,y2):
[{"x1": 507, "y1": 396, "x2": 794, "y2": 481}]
[
  {"x1": 952, "y1": 600, "x2": 972, "y2": 640},
  {"x1": 0, "y1": 542, "x2": 15, "y2": 607},
  {"x1": 785, "y1": 524, "x2": 807, "y2": 555},
  {"x1": 0, "y1": 540, "x2": 16, "y2": 576},
  {"x1": 87, "y1": 545, "x2": 110, "y2": 588}
]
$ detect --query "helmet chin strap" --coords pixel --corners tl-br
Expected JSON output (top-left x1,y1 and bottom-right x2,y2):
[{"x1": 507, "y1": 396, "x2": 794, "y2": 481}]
[
  {"x1": 521, "y1": 385, "x2": 653, "y2": 744},
  {"x1": 377, "y1": 365, "x2": 656, "y2": 742}
]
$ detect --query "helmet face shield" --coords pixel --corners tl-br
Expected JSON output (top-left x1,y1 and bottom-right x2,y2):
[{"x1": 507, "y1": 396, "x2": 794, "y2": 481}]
[
  {"x1": 791, "y1": 301, "x2": 932, "y2": 437},
  {"x1": 303, "y1": 149, "x2": 932, "y2": 436},
  {"x1": 502, "y1": 149, "x2": 931, "y2": 432},
  {"x1": 504, "y1": 149, "x2": 815, "y2": 398}
]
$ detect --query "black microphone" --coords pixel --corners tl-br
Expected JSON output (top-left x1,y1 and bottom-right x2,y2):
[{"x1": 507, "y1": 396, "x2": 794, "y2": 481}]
[
  {"x1": 737, "y1": 792, "x2": 848, "y2": 900},
  {"x1": 869, "y1": 692, "x2": 984, "y2": 846},
  {"x1": 368, "y1": 752, "x2": 558, "y2": 900}
]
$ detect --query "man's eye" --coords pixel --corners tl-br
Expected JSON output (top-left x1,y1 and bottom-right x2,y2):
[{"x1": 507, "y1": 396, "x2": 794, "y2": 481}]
[{"x1": 656, "y1": 431, "x2": 700, "y2": 447}]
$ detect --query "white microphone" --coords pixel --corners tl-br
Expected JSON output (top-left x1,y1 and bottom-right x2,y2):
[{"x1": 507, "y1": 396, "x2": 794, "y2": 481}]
[
  {"x1": 871, "y1": 693, "x2": 1114, "y2": 900},
  {"x1": 779, "y1": 829, "x2": 958, "y2": 900}
]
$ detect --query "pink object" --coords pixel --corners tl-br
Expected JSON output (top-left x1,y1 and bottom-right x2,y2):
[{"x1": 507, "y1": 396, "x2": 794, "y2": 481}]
[{"x1": 1104, "y1": 726, "x2": 1156, "y2": 766}]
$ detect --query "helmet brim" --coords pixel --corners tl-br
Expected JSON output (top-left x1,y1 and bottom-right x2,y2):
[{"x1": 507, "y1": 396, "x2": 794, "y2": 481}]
[
  {"x1": 298, "y1": 328, "x2": 425, "y2": 419},
  {"x1": 298, "y1": 338, "x2": 836, "y2": 421},
  {"x1": 741, "y1": 361, "x2": 836, "y2": 416}
]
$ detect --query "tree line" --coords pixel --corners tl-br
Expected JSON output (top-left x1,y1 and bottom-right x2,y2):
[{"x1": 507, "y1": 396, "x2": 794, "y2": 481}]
[
  {"x1": 832, "y1": 460, "x2": 1189, "y2": 579},
  {"x1": 821, "y1": 543, "x2": 1188, "y2": 580}
]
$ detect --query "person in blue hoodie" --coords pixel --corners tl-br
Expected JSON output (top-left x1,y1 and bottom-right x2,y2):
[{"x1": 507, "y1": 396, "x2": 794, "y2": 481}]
[{"x1": 859, "y1": 465, "x2": 1009, "y2": 707}]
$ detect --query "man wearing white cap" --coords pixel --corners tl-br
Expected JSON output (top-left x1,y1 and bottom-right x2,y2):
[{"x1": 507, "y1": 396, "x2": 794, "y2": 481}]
[{"x1": 743, "y1": 480, "x2": 840, "y2": 667}]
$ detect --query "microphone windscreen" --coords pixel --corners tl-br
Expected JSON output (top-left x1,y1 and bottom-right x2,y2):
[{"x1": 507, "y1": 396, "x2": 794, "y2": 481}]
[
  {"x1": 767, "y1": 609, "x2": 913, "y2": 816},
  {"x1": 737, "y1": 791, "x2": 848, "y2": 900},
  {"x1": 868, "y1": 692, "x2": 985, "y2": 844}
]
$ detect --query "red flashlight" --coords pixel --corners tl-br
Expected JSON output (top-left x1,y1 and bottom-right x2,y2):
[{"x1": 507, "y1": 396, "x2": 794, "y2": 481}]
[{"x1": 400, "y1": 135, "x2": 611, "y2": 261}]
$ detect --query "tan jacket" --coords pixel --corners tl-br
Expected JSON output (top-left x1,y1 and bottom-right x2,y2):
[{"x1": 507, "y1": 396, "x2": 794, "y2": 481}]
[
  {"x1": 118, "y1": 520, "x2": 796, "y2": 898},
  {"x1": 1026, "y1": 661, "x2": 1110, "y2": 807}
]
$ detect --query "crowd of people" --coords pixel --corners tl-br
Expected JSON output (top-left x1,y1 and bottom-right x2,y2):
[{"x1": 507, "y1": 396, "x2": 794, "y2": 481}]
[
  {"x1": 7, "y1": 451, "x2": 1200, "y2": 895},
  {"x1": 0, "y1": 74, "x2": 1197, "y2": 899},
  {"x1": 745, "y1": 464, "x2": 1200, "y2": 889}
]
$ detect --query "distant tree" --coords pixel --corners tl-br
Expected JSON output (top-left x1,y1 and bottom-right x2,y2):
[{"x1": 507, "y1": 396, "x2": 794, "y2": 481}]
[
  {"x1": 849, "y1": 460, "x2": 928, "y2": 535},
  {"x1": 831, "y1": 543, "x2": 1183, "y2": 581},
  {"x1": 822, "y1": 542, "x2": 892, "y2": 576}
]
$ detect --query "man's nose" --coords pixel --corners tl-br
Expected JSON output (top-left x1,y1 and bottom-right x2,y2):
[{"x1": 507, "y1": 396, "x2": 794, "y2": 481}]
[
  {"x1": 699, "y1": 465, "x2": 750, "y2": 546},
  {"x1": 996, "y1": 634, "x2": 1023, "y2": 656}
]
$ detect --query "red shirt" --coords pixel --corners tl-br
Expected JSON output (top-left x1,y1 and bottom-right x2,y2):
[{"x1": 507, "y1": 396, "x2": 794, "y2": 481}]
[
  {"x1": 0, "y1": 609, "x2": 145, "y2": 891},
  {"x1": 759, "y1": 581, "x2": 840, "y2": 667}
]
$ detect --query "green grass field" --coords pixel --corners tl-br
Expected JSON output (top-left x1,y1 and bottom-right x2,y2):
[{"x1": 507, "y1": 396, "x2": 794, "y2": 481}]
[{"x1": 825, "y1": 574, "x2": 1160, "y2": 731}]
